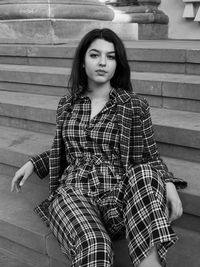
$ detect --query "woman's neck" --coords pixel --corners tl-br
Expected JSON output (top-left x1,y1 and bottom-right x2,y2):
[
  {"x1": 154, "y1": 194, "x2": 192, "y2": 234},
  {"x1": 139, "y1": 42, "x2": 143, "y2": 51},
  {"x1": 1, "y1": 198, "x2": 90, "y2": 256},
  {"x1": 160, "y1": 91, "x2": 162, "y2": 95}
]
[{"x1": 85, "y1": 84, "x2": 112, "y2": 100}]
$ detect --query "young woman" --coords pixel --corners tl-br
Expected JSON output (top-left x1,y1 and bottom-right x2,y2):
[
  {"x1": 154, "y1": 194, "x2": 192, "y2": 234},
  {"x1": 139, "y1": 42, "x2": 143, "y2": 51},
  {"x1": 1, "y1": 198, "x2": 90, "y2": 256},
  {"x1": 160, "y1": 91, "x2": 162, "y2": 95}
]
[{"x1": 11, "y1": 28, "x2": 186, "y2": 267}]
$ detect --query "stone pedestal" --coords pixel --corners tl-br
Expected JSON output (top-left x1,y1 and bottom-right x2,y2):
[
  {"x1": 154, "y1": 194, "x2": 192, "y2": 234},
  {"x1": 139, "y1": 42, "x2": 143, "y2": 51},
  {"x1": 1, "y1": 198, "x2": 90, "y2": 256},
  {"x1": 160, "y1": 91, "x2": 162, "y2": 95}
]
[
  {"x1": 0, "y1": 0, "x2": 168, "y2": 43},
  {"x1": 107, "y1": 0, "x2": 168, "y2": 39}
]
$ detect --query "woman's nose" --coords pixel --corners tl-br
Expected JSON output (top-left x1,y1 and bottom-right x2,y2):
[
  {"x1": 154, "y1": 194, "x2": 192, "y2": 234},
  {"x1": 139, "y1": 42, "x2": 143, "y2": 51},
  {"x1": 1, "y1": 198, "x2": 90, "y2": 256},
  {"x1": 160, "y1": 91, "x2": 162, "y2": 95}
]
[{"x1": 99, "y1": 56, "x2": 106, "y2": 66}]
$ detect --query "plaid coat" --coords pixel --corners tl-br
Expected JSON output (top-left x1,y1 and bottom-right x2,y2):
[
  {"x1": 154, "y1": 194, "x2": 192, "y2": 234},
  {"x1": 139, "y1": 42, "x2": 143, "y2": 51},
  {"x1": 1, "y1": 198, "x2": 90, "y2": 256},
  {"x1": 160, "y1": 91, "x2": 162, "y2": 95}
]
[{"x1": 31, "y1": 89, "x2": 186, "y2": 224}]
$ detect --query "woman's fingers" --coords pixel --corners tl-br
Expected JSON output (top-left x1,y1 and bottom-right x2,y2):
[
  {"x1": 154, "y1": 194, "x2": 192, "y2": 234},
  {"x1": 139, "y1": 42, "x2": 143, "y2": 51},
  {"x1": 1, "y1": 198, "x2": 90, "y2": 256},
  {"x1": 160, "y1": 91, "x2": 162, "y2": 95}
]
[
  {"x1": 168, "y1": 197, "x2": 183, "y2": 222},
  {"x1": 11, "y1": 161, "x2": 34, "y2": 192},
  {"x1": 166, "y1": 182, "x2": 183, "y2": 222},
  {"x1": 19, "y1": 172, "x2": 29, "y2": 187},
  {"x1": 11, "y1": 171, "x2": 23, "y2": 192}
]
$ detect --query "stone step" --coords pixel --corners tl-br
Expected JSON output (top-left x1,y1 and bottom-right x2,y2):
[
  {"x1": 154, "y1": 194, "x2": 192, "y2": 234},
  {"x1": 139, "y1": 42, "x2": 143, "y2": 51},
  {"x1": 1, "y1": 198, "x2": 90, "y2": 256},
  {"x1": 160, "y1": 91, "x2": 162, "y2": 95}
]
[
  {"x1": 133, "y1": 72, "x2": 200, "y2": 112},
  {"x1": 0, "y1": 122, "x2": 199, "y2": 215},
  {"x1": 0, "y1": 64, "x2": 68, "y2": 87},
  {"x1": 0, "y1": 90, "x2": 199, "y2": 161},
  {"x1": 0, "y1": 81, "x2": 67, "y2": 97},
  {"x1": 151, "y1": 108, "x2": 200, "y2": 163},
  {"x1": 0, "y1": 126, "x2": 52, "y2": 169},
  {"x1": 0, "y1": 64, "x2": 200, "y2": 112},
  {"x1": 151, "y1": 108, "x2": 200, "y2": 150},
  {"x1": 0, "y1": 248, "x2": 33, "y2": 267},
  {"x1": 0, "y1": 174, "x2": 69, "y2": 267},
  {"x1": 0, "y1": 43, "x2": 75, "y2": 68},
  {"x1": 163, "y1": 157, "x2": 200, "y2": 217},
  {"x1": 0, "y1": 174, "x2": 131, "y2": 267},
  {"x1": 167, "y1": 225, "x2": 200, "y2": 267},
  {"x1": 0, "y1": 41, "x2": 200, "y2": 74},
  {"x1": 0, "y1": 91, "x2": 59, "y2": 135},
  {"x1": 0, "y1": 168, "x2": 199, "y2": 267},
  {"x1": 0, "y1": 40, "x2": 199, "y2": 267},
  {"x1": 0, "y1": 125, "x2": 52, "y2": 187}
]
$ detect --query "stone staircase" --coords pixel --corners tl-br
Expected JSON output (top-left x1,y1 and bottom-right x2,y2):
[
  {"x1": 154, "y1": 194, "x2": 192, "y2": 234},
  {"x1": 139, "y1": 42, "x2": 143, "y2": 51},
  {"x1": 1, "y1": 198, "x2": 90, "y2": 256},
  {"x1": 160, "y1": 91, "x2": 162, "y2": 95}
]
[{"x1": 0, "y1": 40, "x2": 200, "y2": 267}]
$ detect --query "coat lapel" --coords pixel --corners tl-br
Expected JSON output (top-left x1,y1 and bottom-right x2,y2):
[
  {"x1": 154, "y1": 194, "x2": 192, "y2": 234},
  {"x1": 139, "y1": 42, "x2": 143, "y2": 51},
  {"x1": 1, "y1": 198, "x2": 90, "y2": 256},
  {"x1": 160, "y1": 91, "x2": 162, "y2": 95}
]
[
  {"x1": 49, "y1": 96, "x2": 72, "y2": 194},
  {"x1": 116, "y1": 90, "x2": 133, "y2": 171}
]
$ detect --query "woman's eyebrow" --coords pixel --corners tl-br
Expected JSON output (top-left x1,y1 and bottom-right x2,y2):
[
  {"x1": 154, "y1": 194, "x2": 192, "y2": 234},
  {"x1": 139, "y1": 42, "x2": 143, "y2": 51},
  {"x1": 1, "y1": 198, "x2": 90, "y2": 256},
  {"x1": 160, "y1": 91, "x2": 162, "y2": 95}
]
[{"x1": 88, "y1": 48, "x2": 115, "y2": 54}]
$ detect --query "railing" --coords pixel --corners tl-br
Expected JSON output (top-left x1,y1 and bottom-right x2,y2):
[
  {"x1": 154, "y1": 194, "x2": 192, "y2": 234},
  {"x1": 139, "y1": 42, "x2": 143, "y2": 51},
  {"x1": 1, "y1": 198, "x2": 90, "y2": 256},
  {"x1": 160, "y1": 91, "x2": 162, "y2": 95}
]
[{"x1": 182, "y1": 0, "x2": 200, "y2": 22}]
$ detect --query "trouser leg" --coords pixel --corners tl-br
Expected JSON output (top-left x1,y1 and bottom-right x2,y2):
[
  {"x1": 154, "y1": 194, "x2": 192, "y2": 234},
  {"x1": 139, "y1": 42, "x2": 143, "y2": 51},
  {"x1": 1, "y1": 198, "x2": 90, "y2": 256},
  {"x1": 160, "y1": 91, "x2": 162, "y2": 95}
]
[
  {"x1": 48, "y1": 187, "x2": 113, "y2": 267},
  {"x1": 123, "y1": 164, "x2": 177, "y2": 266}
]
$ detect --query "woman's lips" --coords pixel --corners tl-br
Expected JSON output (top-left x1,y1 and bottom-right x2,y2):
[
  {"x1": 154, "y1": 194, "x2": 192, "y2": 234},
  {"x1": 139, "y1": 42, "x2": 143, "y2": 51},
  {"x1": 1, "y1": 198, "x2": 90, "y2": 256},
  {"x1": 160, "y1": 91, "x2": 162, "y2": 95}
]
[{"x1": 96, "y1": 70, "x2": 107, "y2": 75}]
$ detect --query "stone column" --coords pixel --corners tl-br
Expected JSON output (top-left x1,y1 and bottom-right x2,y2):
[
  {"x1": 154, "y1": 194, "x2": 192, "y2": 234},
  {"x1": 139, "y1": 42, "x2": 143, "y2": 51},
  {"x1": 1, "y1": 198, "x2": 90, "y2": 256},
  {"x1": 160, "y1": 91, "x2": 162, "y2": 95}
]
[
  {"x1": 0, "y1": 0, "x2": 114, "y2": 20},
  {"x1": 0, "y1": 0, "x2": 168, "y2": 43},
  {"x1": 0, "y1": 0, "x2": 114, "y2": 44}
]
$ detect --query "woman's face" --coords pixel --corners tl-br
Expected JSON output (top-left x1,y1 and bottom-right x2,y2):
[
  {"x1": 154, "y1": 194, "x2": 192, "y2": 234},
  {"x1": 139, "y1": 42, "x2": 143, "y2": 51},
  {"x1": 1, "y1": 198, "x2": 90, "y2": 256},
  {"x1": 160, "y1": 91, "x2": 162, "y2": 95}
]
[{"x1": 84, "y1": 38, "x2": 117, "y2": 88}]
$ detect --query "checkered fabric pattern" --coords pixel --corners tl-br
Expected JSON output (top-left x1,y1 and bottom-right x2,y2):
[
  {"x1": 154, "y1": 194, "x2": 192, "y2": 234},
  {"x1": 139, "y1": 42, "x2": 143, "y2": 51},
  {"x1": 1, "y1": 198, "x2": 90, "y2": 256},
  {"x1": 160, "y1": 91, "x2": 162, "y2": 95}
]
[
  {"x1": 30, "y1": 88, "x2": 187, "y2": 266},
  {"x1": 59, "y1": 89, "x2": 123, "y2": 193},
  {"x1": 49, "y1": 164, "x2": 177, "y2": 267}
]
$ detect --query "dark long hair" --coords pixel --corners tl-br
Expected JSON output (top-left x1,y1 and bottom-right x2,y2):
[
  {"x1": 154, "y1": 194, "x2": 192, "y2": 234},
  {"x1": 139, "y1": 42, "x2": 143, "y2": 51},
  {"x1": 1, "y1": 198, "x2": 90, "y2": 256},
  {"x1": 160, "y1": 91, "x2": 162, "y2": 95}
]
[{"x1": 68, "y1": 28, "x2": 132, "y2": 100}]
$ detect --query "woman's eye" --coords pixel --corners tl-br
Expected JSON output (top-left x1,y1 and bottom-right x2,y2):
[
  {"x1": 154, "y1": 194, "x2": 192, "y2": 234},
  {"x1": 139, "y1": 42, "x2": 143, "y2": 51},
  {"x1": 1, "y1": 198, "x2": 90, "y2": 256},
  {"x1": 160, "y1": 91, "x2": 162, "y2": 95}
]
[
  {"x1": 90, "y1": 54, "x2": 98, "y2": 58},
  {"x1": 108, "y1": 55, "x2": 116, "y2": 60}
]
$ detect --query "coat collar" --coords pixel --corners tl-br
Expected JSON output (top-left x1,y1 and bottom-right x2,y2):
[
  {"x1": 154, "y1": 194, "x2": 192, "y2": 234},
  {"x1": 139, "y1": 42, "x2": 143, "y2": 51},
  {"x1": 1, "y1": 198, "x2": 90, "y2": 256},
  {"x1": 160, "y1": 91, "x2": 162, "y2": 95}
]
[
  {"x1": 76, "y1": 87, "x2": 132, "y2": 105},
  {"x1": 113, "y1": 88, "x2": 132, "y2": 104}
]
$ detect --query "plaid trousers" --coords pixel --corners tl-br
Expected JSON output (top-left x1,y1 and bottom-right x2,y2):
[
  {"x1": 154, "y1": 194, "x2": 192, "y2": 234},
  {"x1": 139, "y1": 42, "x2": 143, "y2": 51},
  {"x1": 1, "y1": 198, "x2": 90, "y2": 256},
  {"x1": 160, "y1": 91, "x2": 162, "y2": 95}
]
[{"x1": 48, "y1": 164, "x2": 177, "y2": 267}]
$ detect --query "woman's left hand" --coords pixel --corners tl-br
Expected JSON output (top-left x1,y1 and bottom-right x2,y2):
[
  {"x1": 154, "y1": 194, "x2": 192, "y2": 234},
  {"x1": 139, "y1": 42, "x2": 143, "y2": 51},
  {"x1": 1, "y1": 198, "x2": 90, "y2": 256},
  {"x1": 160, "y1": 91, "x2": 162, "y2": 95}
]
[{"x1": 166, "y1": 182, "x2": 183, "y2": 222}]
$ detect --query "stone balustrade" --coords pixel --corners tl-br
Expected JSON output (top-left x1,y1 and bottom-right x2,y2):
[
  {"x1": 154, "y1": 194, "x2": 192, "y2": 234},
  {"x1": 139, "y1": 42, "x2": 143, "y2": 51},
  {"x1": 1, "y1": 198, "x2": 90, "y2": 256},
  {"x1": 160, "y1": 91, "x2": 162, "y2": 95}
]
[{"x1": 182, "y1": 0, "x2": 200, "y2": 22}]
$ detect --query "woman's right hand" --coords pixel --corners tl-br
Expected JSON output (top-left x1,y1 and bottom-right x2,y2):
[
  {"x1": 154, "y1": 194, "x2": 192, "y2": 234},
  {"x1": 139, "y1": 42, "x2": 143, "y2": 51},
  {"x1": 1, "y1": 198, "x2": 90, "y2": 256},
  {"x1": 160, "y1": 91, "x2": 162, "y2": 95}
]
[{"x1": 11, "y1": 161, "x2": 34, "y2": 192}]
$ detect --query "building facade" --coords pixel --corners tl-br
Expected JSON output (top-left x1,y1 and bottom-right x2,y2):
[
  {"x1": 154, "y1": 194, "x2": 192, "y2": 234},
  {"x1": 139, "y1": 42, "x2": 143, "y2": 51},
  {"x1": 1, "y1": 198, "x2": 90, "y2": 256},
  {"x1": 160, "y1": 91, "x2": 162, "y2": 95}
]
[{"x1": 160, "y1": 0, "x2": 200, "y2": 39}]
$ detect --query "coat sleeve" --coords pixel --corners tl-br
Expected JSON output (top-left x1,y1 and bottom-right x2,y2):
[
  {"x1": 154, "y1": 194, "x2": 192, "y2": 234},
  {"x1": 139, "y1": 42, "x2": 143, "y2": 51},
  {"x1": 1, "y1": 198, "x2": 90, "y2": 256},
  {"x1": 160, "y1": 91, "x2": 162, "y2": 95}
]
[
  {"x1": 141, "y1": 99, "x2": 187, "y2": 189},
  {"x1": 30, "y1": 95, "x2": 69, "y2": 179},
  {"x1": 30, "y1": 151, "x2": 50, "y2": 179}
]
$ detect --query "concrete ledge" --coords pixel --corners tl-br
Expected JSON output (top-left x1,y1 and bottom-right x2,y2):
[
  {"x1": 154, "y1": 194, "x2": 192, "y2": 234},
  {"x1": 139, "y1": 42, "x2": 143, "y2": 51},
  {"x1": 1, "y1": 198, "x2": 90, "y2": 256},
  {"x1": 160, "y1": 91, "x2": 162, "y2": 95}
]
[
  {"x1": 0, "y1": 176, "x2": 49, "y2": 254},
  {"x1": 164, "y1": 157, "x2": 200, "y2": 217},
  {"x1": 0, "y1": 126, "x2": 52, "y2": 168},
  {"x1": 0, "y1": 64, "x2": 68, "y2": 86},
  {"x1": 0, "y1": 81, "x2": 68, "y2": 96},
  {"x1": 1, "y1": 40, "x2": 200, "y2": 61},
  {"x1": 0, "y1": 19, "x2": 137, "y2": 44},
  {"x1": 137, "y1": 23, "x2": 168, "y2": 39},
  {"x1": 1, "y1": 42, "x2": 200, "y2": 73},
  {"x1": 151, "y1": 108, "x2": 200, "y2": 149},
  {"x1": 158, "y1": 143, "x2": 200, "y2": 163},
  {"x1": 46, "y1": 233, "x2": 68, "y2": 264},
  {"x1": 167, "y1": 227, "x2": 200, "y2": 267},
  {"x1": 0, "y1": 19, "x2": 169, "y2": 44},
  {"x1": 0, "y1": 115, "x2": 56, "y2": 135},
  {"x1": 0, "y1": 92, "x2": 200, "y2": 147},
  {"x1": 1, "y1": 66, "x2": 200, "y2": 105},
  {"x1": 0, "y1": 236, "x2": 50, "y2": 267}
]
